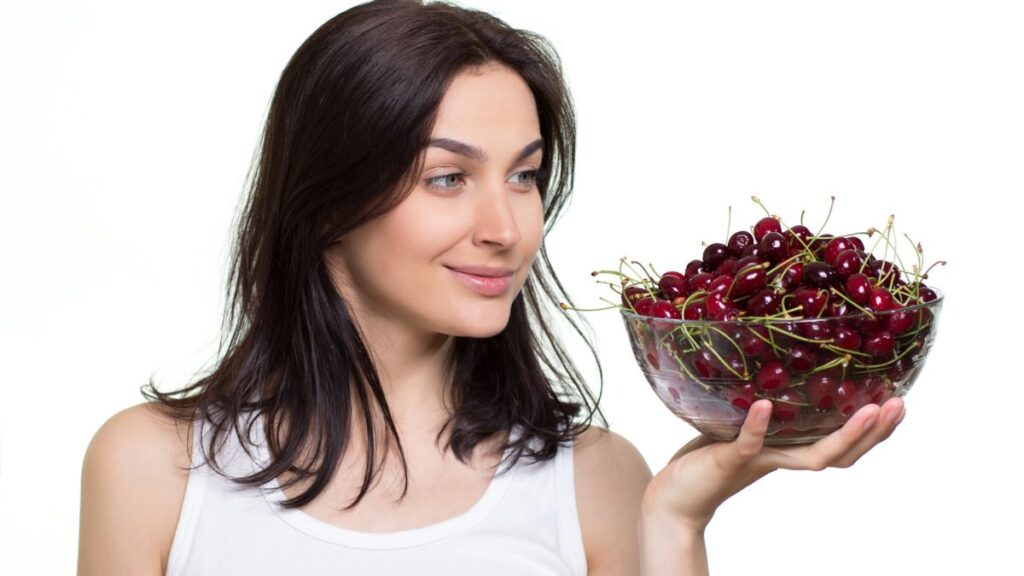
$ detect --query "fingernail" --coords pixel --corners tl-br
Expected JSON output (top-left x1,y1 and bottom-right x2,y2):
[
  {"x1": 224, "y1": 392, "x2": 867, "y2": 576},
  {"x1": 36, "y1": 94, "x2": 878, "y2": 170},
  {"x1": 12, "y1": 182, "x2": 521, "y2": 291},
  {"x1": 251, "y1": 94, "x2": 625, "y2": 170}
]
[
  {"x1": 885, "y1": 407, "x2": 900, "y2": 425},
  {"x1": 863, "y1": 413, "x2": 879, "y2": 430}
]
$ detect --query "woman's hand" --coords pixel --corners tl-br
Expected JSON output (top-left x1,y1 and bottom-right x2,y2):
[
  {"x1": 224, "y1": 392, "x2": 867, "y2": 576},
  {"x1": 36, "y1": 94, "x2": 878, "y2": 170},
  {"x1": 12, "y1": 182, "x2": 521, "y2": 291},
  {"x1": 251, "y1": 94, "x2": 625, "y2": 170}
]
[{"x1": 641, "y1": 396, "x2": 906, "y2": 532}]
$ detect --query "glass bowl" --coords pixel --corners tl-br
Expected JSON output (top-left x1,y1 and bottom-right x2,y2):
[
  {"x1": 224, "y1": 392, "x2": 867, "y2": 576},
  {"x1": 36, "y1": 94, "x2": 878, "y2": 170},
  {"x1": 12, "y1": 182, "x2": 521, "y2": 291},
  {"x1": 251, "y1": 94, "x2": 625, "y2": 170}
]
[{"x1": 621, "y1": 289, "x2": 944, "y2": 444}]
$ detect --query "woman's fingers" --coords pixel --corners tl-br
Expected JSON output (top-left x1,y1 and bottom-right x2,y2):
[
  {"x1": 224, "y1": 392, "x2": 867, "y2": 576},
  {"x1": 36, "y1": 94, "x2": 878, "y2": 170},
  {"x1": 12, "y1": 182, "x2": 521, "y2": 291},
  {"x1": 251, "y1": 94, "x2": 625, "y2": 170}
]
[
  {"x1": 828, "y1": 397, "x2": 906, "y2": 468},
  {"x1": 719, "y1": 399, "x2": 772, "y2": 470},
  {"x1": 760, "y1": 402, "x2": 883, "y2": 471}
]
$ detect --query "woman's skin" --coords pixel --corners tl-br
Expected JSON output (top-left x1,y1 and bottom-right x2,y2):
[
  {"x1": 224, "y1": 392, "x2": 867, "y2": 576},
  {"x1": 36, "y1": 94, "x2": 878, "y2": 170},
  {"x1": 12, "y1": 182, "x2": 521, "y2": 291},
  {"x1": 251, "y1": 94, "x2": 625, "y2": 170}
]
[{"x1": 77, "y1": 60, "x2": 906, "y2": 575}]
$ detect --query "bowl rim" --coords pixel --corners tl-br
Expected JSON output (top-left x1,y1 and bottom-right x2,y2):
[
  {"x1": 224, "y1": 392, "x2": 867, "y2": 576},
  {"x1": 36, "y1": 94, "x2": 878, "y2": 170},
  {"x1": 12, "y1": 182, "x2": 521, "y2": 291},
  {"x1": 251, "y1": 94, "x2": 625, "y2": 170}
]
[{"x1": 619, "y1": 286, "x2": 945, "y2": 325}]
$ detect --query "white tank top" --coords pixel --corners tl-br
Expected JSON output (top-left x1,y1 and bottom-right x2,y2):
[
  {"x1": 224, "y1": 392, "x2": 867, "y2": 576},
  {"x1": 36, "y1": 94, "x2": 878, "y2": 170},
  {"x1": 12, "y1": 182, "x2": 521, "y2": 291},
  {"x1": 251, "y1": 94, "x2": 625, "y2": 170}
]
[{"x1": 165, "y1": 411, "x2": 588, "y2": 575}]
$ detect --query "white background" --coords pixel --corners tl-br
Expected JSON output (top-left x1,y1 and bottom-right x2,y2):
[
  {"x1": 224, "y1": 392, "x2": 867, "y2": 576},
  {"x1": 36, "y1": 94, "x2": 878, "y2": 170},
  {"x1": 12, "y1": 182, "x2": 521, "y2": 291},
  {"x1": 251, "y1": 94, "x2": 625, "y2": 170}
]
[{"x1": 2, "y1": 0, "x2": 1021, "y2": 573}]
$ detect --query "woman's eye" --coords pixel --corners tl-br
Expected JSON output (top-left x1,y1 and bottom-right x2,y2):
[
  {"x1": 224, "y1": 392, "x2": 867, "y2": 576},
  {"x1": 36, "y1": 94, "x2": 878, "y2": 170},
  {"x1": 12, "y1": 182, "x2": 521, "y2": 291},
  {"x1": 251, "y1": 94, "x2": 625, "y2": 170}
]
[
  {"x1": 425, "y1": 172, "x2": 466, "y2": 191},
  {"x1": 512, "y1": 170, "x2": 539, "y2": 188}
]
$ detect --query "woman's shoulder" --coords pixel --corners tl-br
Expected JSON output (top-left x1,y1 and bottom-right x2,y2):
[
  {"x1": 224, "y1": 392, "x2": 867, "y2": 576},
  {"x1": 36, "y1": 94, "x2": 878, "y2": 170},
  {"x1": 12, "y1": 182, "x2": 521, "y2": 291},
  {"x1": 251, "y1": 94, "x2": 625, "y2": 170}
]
[
  {"x1": 79, "y1": 401, "x2": 193, "y2": 575},
  {"x1": 572, "y1": 424, "x2": 653, "y2": 575}
]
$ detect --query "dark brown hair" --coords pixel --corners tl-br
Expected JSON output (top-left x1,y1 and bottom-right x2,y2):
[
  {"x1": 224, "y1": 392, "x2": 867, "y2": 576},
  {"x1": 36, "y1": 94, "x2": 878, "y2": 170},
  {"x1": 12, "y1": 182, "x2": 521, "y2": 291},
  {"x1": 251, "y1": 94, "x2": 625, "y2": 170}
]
[{"x1": 143, "y1": 0, "x2": 607, "y2": 511}]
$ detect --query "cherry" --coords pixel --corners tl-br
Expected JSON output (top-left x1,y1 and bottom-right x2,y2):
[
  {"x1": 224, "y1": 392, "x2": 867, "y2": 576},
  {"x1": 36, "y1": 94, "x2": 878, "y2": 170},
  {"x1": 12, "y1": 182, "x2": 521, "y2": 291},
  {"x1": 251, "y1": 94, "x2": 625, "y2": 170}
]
[
  {"x1": 715, "y1": 258, "x2": 739, "y2": 277},
  {"x1": 731, "y1": 264, "x2": 768, "y2": 297},
  {"x1": 633, "y1": 296, "x2": 655, "y2": 316},
  {"x1": 849, "y1": 236, "x2": 865, "y2": 251},
  {"x1": 688, "y1": 272, "x2": 713, "y2": 293},
  {"x1": 771, "y1": 390, "x2": 805, "y2": 422},
  {"x1": 870, "y1": 260, "x2": 901, "y2": 285},
  {"x1": 622, "y1": 285, "x2": 648, "y2": 308},
  {"x1": 781, "y1": 263, "x2": 804, "y2": 291},
  {"x1": 754, "y1": 216, "x2": 782, "y2": 242},
  {"x1": 833, "y1": 250, "x2": 864, "y2": 280},
  {"x1": 797, "y1": 319, "x2": 833, "y2": 341},
  {"x1": 862, "y1": 331, "x2": 895, "y2": 357},
  {"x1": 786, "y1": 225, "x2": 813, "y2": 249},
  {"x1": 747, "y1": 289, "x2": 781, "y2": 316},
  {"x1": 869, "y1": 286, "x2": 896, "y2": 311},
  {"x1": 703, "y1": 242, "x2": 729, "y2": 270},
  {"x1": 691, "y1": 347, "x2": 721, "y2": 379},
  {"x1": 920, "y1": 286, "x2": 938, "y2": 302},
  {"x1": 650, "y1": 299, "x2": 681, "y2": 320},
  {"x1": 802, "y1": 261, "x2": 839, "y2": 288},
  {"x1": 794, "y1": 287, "x2": 829, "y2": 317},
  {"x1": 759, "y1": 231, "x2": 788, "y2": 264},
  {"x1": 834, "y1": 325, "x2": 862, "y2": 350},
  {"x1": 845, "y1": 273, "x2": 872, "y2": 305},
  {"x1": 886, "y1": 308, "x2": 915, "y2": 335},
  {"x1": 856, "y1": 375, "x2": 889, "y2": 406},
  {"x1": 658, "y1": 274, "x2": 687, "y2": 300},
  {"x1": 823, "y1": 236, "x2": 857, "y2": 265},
  {"x1": 708, "y1": 274, "x2": 733, "y2": 294},
  {"x1": 728, "y1": 231, "x2": 756, "y2": 257},
  {"x1": 835, "y1": 380, "x2": 858, "y2": 417},
  {"x1": 756, "y1": 360, "x2": 790, "y2": 391},
  {"x1": 741, "y1": 327, "x2": 771, "y2": 358},
  {"x1": 704, "y1": 292, "x2": 732, "y2": 318},
  {"x1": 786, "y1": 345, "x2": 817, "y2": 372},
  {"x1": 810, "y1": 233, "x2": 834, "y2": 255},
  {"x1": 807, "y1": 373, "x2": 839, "y2": 411},
  {"x1": 685, "y1": 259, "x2": 704, "y2": 278},
  {"x1": 855, "y1": 310, "x2": 886, "y2": 336},
  {"x1": 683, "y1": 301, "x2": 704, "y2": 320},
  {"x1": 727, "y1": 382, "x2": 757, "y2": 410}
]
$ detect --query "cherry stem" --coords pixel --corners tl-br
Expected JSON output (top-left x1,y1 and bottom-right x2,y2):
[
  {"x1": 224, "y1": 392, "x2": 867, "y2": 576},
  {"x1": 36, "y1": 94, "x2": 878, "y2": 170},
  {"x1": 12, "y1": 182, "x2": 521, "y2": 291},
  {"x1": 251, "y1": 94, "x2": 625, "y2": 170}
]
[
  {"x1": 829, "y1": 287, "x2": 877, "y2": 319},
  {"x1": 812, "y1": 195, "x2": 837, "y2": 243},
  {"x1": 852, "y1": 341, "x2": 920, "y2": 370}
]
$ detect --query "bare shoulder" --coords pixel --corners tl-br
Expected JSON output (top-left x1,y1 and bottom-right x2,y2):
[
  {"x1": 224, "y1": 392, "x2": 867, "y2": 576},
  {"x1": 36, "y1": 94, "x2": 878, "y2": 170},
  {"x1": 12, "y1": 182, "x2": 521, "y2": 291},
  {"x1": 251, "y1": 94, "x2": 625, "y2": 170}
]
[
  {"x1": 573, "y1": 425, "x2": 653, "y2": 576},
  {"x1": 78, "y1": 402, "x2": 194, "y2": 576}
]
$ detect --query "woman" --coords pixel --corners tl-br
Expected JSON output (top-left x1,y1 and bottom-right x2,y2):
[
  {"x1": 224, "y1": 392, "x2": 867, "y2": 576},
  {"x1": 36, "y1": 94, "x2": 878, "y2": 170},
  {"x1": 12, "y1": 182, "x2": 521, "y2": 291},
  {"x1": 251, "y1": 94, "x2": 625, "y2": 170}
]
[{"x1": 77, "y1": 1, "x2": 905, "y2": 574}]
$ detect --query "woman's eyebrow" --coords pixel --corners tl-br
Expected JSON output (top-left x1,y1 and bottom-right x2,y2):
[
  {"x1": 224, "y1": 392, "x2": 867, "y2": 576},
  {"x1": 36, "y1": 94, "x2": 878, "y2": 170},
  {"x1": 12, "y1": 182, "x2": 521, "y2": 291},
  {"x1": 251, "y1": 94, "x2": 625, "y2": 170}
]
[{"x1": 427, "y1": 137, "x2": 543, "y2": 163}]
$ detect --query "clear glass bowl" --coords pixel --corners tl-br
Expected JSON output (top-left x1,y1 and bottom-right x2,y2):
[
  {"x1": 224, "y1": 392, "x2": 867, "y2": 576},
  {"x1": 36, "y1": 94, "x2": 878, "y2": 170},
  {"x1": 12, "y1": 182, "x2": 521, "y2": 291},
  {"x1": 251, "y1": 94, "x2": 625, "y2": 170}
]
[{"x1": 621, "y1": 288, "x2": 944, "y2": 445}]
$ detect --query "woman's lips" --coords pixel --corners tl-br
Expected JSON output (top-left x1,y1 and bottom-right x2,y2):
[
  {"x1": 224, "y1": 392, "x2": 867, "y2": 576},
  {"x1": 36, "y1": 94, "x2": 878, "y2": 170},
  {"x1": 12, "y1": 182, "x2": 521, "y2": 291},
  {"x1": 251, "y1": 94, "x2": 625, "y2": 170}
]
[{"x1": 446, "y1": 266, "x2": 513, "y2": 296}]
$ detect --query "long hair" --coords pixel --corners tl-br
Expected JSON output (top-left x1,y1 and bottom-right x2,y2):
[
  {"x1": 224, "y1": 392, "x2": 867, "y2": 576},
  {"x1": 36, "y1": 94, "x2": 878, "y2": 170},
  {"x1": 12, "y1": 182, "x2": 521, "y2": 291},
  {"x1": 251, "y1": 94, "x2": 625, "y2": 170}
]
[{"x1": 142, "y1": 0, "x2": 607, "y2": 511}]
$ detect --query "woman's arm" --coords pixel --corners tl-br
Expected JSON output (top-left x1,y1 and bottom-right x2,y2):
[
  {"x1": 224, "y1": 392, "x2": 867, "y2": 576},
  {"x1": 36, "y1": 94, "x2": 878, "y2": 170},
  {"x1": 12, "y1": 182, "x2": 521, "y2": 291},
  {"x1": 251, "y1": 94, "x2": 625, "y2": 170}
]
[{"x1": 78, "y1": 403, "x2": 191, "y2": 576}]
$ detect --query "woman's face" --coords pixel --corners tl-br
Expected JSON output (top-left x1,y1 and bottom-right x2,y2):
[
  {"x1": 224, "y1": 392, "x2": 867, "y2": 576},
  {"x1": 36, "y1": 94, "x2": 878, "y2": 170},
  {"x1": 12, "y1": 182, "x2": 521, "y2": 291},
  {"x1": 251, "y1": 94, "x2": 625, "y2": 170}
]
[{"x1": 326, "y1": 63, "x2": 545, "y2": 340}]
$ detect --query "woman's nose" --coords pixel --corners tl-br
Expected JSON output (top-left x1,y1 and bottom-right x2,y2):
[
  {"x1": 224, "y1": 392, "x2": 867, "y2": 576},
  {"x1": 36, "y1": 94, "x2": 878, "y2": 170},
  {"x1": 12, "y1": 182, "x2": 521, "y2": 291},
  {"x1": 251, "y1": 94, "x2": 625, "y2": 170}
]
[{"x1": 473, "y1": 179, "x2": 521, "y2": 248}]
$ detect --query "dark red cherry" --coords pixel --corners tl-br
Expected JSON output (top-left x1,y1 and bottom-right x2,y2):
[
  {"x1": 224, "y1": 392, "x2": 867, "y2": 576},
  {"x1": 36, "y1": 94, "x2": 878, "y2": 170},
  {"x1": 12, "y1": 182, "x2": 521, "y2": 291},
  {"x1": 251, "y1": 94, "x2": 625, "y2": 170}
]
[
  {"x1": 802, "y1": 261, "x2": 838, "y2": 288},
  {"x1": 754, "y1": 216, "x2": 783, "y2": 242},
  {"x1": 650, "y1": 299, "x2": 682, "y2": 320},
  {"x1": 807, "y1": 373, "x2": 839, "y2": 411},
  {"x1": 862, "y1": 331, "x2": 895, "y2": 357},
  {"x1": 786, "y1": 225, "x2": 813, "y2": 249},
  {"x1": 759, "y1": 232, "x2": 788, "y2": 264},
  {"x1": 731, "y1": 264, "x2": 768, "y2": 297},
  {"x1": 756, "y1": 361, "x2": 790, "y2": 391},
  {"x1": 741, "y1": 326, "x2": 770, "y2": 358},
  {"x1": 708, "y1": 274, "x2": 732, "y2": 295},
  {"x1": 704, "y1": 292, "x2": 732, "y2": 318},
  {"x1": 856, "y1": 375, "x2": 889, "y2": 406},
  {"x1": 794, "y1": 287, "x2": 829, "y2": 317},
  {"x1": 714, "y1": 258, "x2": 739, "y2": 277},
  {"x1": 869, "y1": 286, "x2": 897, "y2": 311},
  {"x1": 703, "y1": 242, "x2": 729, "y2": 270},
  {"x1": 870, "y1": 260, "x2": 901, "y2": 285},
  {"x1": 622, "y1": 285, "x2": 648, "y2": 308},
  {"x1": 727, "y1": 382, "x2": 757, "y2": 411},
  {"x1": 823, "y1": 237, "x2": 857, "y2": 265},
  {"x1": 835, "y1": 380, "x2": 858, "y2": 417},
  {"x1": 658, "y1": 274, "x2": 687, "y2": 300},
  {"x1": 845, "y1": 273, "x2": 872, "y2": 305},
  {"x1": 781, "y1": 263, "x2": 804, "y2": 291},
  {"x1": 685, "y1": 259, "x2": 704, "y2": 278},
  {"x1": 833, "y1": 250, "x2": 864, "y2": 280},
  {"x1": 747, "y1": 289, "x2": 781, "y2": 317},
  {"x1": 683, "y1": 300, "x2": 704, "y2": 320},
  {"x1": 810, "y1": 233, "x2": 834, "y2": 255},
  {"x1": 834, "y1": 325, "x2": 862, "y2": 350},
  {"x1": 634, "y1": 296, "x2": 655, "y2": 316},
  {"x1": 728, "y1": 231, "x2": 756, "y2": 257},
  {"x1": 786, "y1": 345, "x2": 817, "y2": 372},
  {"x1": 920, "y1": 287, "x2": 938, "y2": 302},
  {"x1": 886, "y1": 308, "x2": 915, "y2": 335},
  {"x1": 688, "y1": 272, "x2": 713, "y2": 293},
  {"x1": 771, "y1": 390, "x2": 804, "y2": 423},
  {"x1": 797, "y1": 319, "x2": 833, "y2": 341},
  {"x1": 691, "y1": 347, "x2": 721, "y2": 379}
]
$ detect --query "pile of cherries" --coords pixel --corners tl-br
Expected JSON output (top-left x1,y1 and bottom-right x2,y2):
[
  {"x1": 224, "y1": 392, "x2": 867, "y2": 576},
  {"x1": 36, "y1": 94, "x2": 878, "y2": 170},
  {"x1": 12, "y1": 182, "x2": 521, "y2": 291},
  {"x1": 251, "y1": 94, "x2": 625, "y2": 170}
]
[{"x1": 592, "y1": 198, "x2": 945, "y2": 431}]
